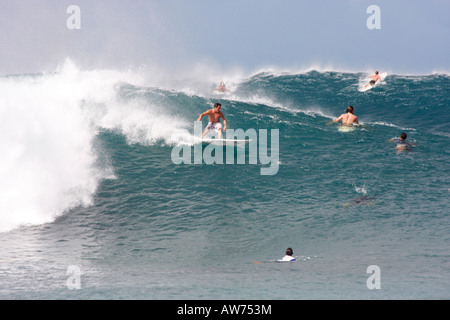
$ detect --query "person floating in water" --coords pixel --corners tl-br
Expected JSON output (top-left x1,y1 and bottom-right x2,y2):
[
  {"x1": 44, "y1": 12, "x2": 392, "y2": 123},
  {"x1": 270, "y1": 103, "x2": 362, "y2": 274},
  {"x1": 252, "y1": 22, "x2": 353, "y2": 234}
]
[
  {"x1": 389, "y1": 132, "x2": 415, "y2": 153},
  {"x1": 213, "y1": 80, "x2": 230, "y2": 93},
  {"x1": 277, "y1": 248, "x2": 296, "y2": 262},
  {"x1": 333, "y1": 105, "x2": 359, "y2": 125},
  {"x1": 197, "y1": 102, "x2": 227, "y2": 139},
  {"x1": 364, "y1": 71, "x2": 381, "y2": 89},
  {"x1": 252, "y1": 247, "x2": 296, "y2": 264}
]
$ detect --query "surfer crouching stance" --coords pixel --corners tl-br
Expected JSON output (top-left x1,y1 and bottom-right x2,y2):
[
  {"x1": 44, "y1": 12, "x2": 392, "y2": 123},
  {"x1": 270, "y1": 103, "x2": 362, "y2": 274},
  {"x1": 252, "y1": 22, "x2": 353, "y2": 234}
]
[
  {"x1": 364, "y1": 70, "x2": 381, "y2": 89},
  {"x1": 197, "y1": 103, "x2": 227, "y2": 138},
  {"x1": 369, "y1": 71, "x2": 380, "y2": 86}
]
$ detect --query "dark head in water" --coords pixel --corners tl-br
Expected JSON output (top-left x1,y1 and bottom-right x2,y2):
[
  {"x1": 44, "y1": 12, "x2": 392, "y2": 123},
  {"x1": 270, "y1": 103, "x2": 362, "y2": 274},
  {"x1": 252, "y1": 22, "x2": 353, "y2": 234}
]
[
  {"x1": 389, "y1": 132, "x2": 415, "y2": 153},
  {"x1": 344, "y1": 195, "x2": 377, "y2": 207}
]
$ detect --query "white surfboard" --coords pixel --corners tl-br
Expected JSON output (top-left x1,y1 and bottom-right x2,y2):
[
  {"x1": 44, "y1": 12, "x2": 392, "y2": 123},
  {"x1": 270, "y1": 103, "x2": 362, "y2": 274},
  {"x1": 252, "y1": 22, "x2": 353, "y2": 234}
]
[
  {"x1": 359, "y1": 72, "x2": 387, "y2": 92},
  {"x1": 338, "y1": 125, "x2": 357, "y2": 132},
  {"x1": 202, "y1": 138, "x2": 252, "y2": 146},
  {"x1": 337, "y1": 123, "x2": 362, "y2": 132},
  {"x1": 360, "y1": 84, "x2": 374, "y2": 92}
]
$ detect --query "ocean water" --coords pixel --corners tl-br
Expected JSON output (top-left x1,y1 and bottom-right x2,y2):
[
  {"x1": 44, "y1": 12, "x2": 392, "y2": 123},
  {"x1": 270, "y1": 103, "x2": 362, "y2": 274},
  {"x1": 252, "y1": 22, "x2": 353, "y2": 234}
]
[{"x1": 0, "y1": 61, "x2": 449, "y2": 299}]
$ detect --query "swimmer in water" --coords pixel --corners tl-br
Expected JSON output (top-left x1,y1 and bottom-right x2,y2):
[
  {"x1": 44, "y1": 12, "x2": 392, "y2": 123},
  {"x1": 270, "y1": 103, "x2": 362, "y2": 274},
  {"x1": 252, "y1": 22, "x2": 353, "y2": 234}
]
[
  {"x1": 389, "y1": 132, "x2": 416, "y2": 153},
  {"x1": 277, "y1": 248, "x2": 296, "y2": 262},
  {"x1": 252, "y1": 247, "x2": 296, "y2": 264}
]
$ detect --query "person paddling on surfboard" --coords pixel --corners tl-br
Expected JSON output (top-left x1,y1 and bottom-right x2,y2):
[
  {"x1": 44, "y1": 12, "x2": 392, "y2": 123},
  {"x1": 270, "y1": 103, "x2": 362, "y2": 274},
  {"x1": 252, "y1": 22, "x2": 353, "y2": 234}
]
[
  {"x1": 333, "y1": 105, "x2": 359, "y2": 125},
  {"x1": 277, "y1": 248, "x2": 296, "y2": 262},
  {"x1": 252, "y1": 247, "x2": 296, "y2": 264},
  {"x1": 197, "y1": 103, "x2": 227, "y2": 139},
  {"x1": 214, "y1": 79, "x2": 230, "y2": 93}
]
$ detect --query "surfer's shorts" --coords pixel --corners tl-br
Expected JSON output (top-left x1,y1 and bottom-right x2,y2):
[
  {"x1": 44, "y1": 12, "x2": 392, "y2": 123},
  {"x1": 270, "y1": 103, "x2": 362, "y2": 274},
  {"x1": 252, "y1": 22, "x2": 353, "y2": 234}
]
[
  {"x1": 206, "y1": 122, "x2": 222, "y2": 131},
  {"x1": 369, "y1": 80, "x2": 376, "y2": 85}
]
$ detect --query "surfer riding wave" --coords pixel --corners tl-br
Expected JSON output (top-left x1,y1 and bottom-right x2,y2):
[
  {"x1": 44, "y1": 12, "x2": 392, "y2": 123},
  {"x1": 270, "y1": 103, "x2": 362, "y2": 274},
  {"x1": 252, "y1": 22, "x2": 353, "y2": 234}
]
[{"x1": 197, "y1": 103, "x2": 227, "y2": 139}]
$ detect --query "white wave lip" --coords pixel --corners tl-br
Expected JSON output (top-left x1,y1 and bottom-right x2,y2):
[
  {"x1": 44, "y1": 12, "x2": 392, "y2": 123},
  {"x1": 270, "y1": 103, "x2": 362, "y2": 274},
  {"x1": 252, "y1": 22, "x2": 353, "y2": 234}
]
[{"x1": 0, "y1": 59, "x2": 193, "y2": 232}]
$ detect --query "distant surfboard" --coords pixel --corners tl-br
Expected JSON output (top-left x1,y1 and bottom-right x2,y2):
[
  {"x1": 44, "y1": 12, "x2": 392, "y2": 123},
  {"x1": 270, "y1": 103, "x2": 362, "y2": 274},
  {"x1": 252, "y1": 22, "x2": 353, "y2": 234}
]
[
  {"x1": 212, "y1": 89, "x2": 231, "y2": 95},
  {"x1": 359, "y1": 72, "x2": 387, "y2": 92},
  {"x1": 202, "y1": 138, "x2": 252, "y2": 146}
]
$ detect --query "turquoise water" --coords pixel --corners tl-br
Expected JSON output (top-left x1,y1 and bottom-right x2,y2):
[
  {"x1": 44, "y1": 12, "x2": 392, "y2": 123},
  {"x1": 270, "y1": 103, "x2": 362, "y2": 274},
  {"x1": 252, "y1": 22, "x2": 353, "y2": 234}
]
[{"x1": 0, "y1": 63, "x2": 449, "y2": 299}]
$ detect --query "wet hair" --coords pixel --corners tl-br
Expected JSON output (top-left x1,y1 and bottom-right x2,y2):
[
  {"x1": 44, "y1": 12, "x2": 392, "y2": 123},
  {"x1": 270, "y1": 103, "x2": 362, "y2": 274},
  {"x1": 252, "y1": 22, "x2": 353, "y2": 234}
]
[
  {"x1": 346, "y1": 105, "x2": 354, "y2": 114},
  {"x1": 375, "y1": 71, "x2": 379, "y2": 74},
  {"x1": 214, "y1": 103, "x2": 222, "y2": 108},
  {"x1": 286, "y1": 248, "x2": 293, "y2": 256},
  {"x1": 400, "y1": 132, "x2": 407, "y2": 140}
]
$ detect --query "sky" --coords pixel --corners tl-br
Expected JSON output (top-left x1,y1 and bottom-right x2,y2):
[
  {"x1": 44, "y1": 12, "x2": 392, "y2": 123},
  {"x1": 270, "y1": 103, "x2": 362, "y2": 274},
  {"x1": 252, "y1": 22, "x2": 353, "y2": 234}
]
[{"x1": 0, "y1": 0, "x2": 449, "y2": 76}]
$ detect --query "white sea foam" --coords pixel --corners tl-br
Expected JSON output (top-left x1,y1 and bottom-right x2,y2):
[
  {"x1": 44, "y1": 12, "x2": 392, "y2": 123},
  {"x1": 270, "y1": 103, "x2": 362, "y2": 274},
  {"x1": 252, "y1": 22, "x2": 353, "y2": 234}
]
[
  {"x1": 361, "y1": 121, "x2": 417, "y2": 132},
  {"x1": 0, "y1": 59, "x2": 193, "y2": 232},
  {"x1": 354, "y1": 185, "x2": 368, "y2": 195}
]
